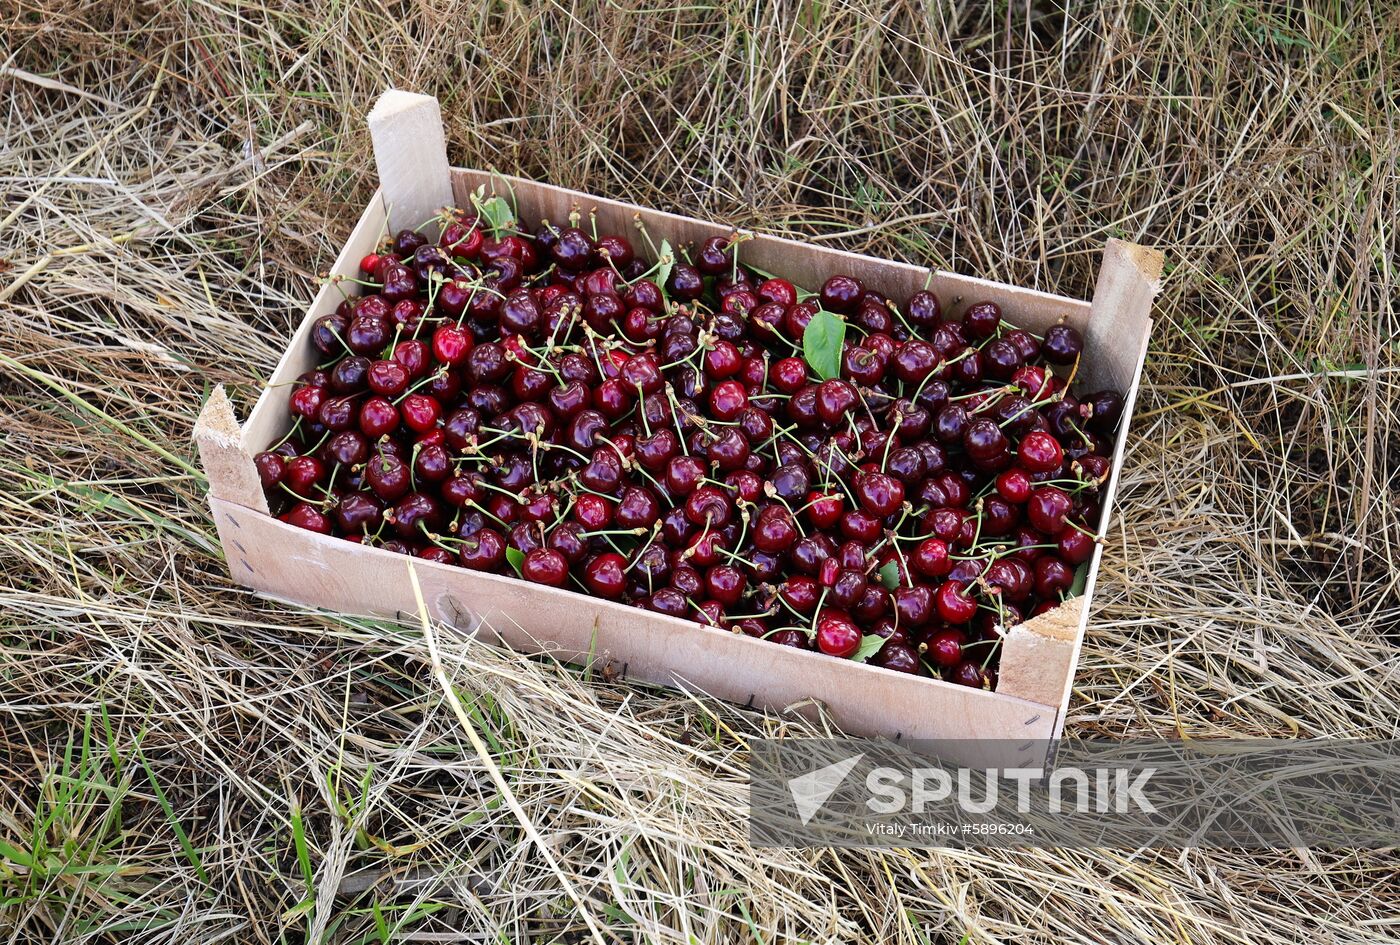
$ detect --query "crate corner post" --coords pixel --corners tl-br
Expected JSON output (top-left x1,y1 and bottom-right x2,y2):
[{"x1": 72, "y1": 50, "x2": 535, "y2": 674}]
[
  {"x1": 193, "y1": 384, "x2": 268, "y2": 516},
  {"x1": 367, "y1": 89, "x2": 454, "y2": 235},
  {"x1": 995, "y1": 597, "x2": 1085, "y2": 709}
]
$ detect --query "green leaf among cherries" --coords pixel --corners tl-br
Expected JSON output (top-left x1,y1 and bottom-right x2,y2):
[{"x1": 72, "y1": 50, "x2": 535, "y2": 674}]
[
  {"x1": 1069, "y1": 560, "x2": 1090, "y2": 597},
  {"x1": 851, "y1": 634, "x2": 888, "y2": 663},
  {"x1": 654, "y1": 239, "x2": 674, "y2": 298},
  {"x1": 505, "y1": 546, "x2": 525, "y2": 576},
  {"x1": 473, "y1": 189, "x2": 516, "y2": 237},
  {"x1": 802, "y1": 309, "x2": 845, "y2": 381},
  {"x1": 877, "y1": 560, "x2": 901, "y2": 590}
]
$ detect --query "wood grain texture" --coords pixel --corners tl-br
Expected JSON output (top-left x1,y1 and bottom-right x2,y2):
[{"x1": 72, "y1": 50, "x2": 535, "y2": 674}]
[
  {"x1": 193, "y1": 385, "x2": 268, "y2": 514},
  {"x1": 210, "y1": 495, "x2": 1059, "y2": 754},
  {"x1": 1082, "y1": 238, "x2": 1164, "y2": 393},
  {"x1": 367, "y1": 91, "x2": 454, "y2": 234}
]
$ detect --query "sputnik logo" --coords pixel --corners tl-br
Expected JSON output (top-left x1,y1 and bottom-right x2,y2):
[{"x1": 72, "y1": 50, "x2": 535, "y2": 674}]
[{"x1": 787, "y1": 753, "x2": 865, "y2": 825}]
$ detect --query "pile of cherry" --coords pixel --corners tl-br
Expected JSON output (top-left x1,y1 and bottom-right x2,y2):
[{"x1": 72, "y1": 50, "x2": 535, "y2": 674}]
[{"x1": 255, "y1": 203, "x2": 1124, "y2": 690}]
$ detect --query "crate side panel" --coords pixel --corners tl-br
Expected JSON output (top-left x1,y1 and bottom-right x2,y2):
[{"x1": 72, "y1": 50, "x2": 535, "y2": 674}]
[
  {"x1": 210, "y1": 497, "x2": 1057, "y2": 747},
  {"x1": 240, "y1": 194, "x2": 390, "y2": 460},
  {"x1": 448, "y1": 171, "x2": 1094, "y2": 327}
]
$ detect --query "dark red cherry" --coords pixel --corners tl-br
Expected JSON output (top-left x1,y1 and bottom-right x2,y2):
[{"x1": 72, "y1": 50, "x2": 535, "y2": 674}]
[
  {"x1": 814, "y1": 610, "x2": 861, "y2": 657},
  {"x1": 666, "y1": 263, "x2": 705, "y2": 300},
  {"x1": 616, "y1": 486, "x2": 662, "y2": 530},
  {"x1": 815, "y1": 379, "x2": 858, "y2": 426},
  {"x1": 854, "y1": 472, "x2": 904, "y2": 518},
  {"x1": 962, "y1": 301, "x2": 1001, "y2": 339},
  {"x1": 769, "y1": 357, "x2": 809, "y2": 393},
  {"x1": 705, "y1": 565, "x2": 747, "y2": 607},
  {"x1": 284, "y1": 455, "x2": 326, "y2": 499},
  {"x1": 1058, "y1": 527, "x2": 1096, "y2": 564},
  {"x1": 819, "y1": 275, "x2": 863, "y2": 314},
  {"x1": 925, "y1": 629, "x2": 964, "y2": 668},
  {"x1": 400, "y1": 394, "x2": 441, "y2": 433},
  {"x1": 753, "y1": 506, "x2": 799, "y2": 553},
  {"x1": 780, "y1": 576, "x2": 821, "y2": 613},
  {"x1": 583, "y1": 552, "x2": 627, "y2": 598},
  {"x1": 840, "y1": 510, "x2": 882, "y2": 543},
  {"x1": 905, "y1": 290, "x2": 941, "y2": 328},
  {"x1": 1083, "y1": 390, "x2": 1126, "y2": 434},
  {"x1": 1018, "y1": 431, "x2": 1064, "y2": 473},
  {"x1": 769, "y1": 629, "x2": 813, "y2": 650},
  {"x1": 892, "y1": 340, "x2": 938, "y2": 384},
  {"x1": 457, "y1": 528, "x2": 504, "y2": 570},
  {"x1": 996, "y1": 469, "x2": 1033, "y2": 504},
  {"x1": 1033, "y1": 556, "x2": 1075, "y2": 597},
  {"x1": 705, "y1": 428, "x2": 749, "y2": 472},
  {"x1": 935, "y1": 580, "x2": 978, "y2": 624},
  {"x1": 520, "y1": 548, "x2": 569, "y2": 587},
  {"x1": 1042, "y1": 324, "x2": 1084, "y2": 364},
  {"x1": 693, "y1": 375, "x2": 744, "y2": 419},
  {"x1": 1026, "y1": 486, "x2": 1073, "y2": 536},
  {"x1": 254, "y1": 451, "x2": 285, "y2": 488},
  {"x1": 286, "y1": 502, "x2": 332, "y2": 534}
]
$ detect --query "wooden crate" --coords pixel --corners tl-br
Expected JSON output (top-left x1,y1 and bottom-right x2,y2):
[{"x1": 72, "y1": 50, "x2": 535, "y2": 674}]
[{"x1": 195, "y1": 92, "x2": 1161, "y2": 765}]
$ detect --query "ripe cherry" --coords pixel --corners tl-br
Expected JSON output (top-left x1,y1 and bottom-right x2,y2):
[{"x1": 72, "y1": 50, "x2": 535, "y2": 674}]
[
  {"x1": 367, "y1": 360, "x2": 410, "y2": 396},
  {"x1": 854, "y1": 472, "x2": 904, "y2": 518},
  {"x1": 1033, "y1": 556, "x2": 1075, "y2": 597},
  {"x1": 950, "y1": 660, "x2": 991, "y2": 688},
  {"x1": 815, "y1": 610, "x2": 861, "y2": 657},
  {"x1": 459, "y1": 529, "x2": 506, "y2": 570},
  {"x1": 432, "y1": 324, "x2": 473, "y2": 365},
  {"x1": 254, "y1": 451, "x2": 286, "y2": 488},
  {"x1": 400, "y1": 394, "x2": 441, "y2": 433},
  {"x1": 935, "y1": 580, "x2": 978, "y2": 624},
  {"x1": 925, "y1": 628, "x2": 965, "y2": 668},
  {"x1": 286, "y1": 502, "x2": 332, "y2": 534},
  {"x1": 815, "y1": 379, "x2": 858, "y2": 426},
  {"x1": 1026, "y1": 486, "x2": 1072, "y2": 536},
  {"x1": 284, "y1": 455, "x2": 326, "y2": 499},
  {"x1": 840, "y1": 510, "x2": 882, "y2": 543},
  {"x1": 705, "y1": 565, "x2": 747, "y2": 607},
  {"x1": 892, "y1": 585, "x2": 935, "y2": 628},
  {"x1": 780, "y1": 576, "x2": 821, "y2": 613},
  {"x1": 616, "y1": 486, "x2": 662, "y2": 529},
  {"x1": 769, "y1": 357, "x2": 809, "y2": 393},
  {"x1": 911, "y1": 538, "x2": 951, "y2": 578},
  {"x1": 905, "y1": 290, "x2": 941, "y2": 328},
  {"x1": 962, "y1": 301, "x2": 1001, "y2": 338},
  {"x1": 289, "y1": 385, "x2": 327, "y2": 420},
  {"x1": 1042, "y1": 324, "x2": 1084, "y2": 365},
  {"x1": 754, "y1": 506, "x2": 799, "y2": 553},
  {"x1": 521, "y1": 548, "x2": 569, "y2": 587},
  {"x1": 1057, "y1": 528, "x2": 1096, "y2": 564},
  {"x1": 1018, "y1": 431, "x2": 1064, "y2": 473},
  {"x1": 995, "y1": 468, "x2": 1033, "y2": 504},
  {"x1": 804, "y1": 491, "x2": 843, "y2": 529},
  {"x1": 709, "y1": 380, "x2": 748, "y2": 421},
  {"x1": 819, "y1": 276, "x2": 863, "y2": 314}
]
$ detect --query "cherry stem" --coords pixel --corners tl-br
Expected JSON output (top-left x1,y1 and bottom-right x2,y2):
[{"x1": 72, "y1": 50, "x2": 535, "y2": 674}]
[{"x1": 270, "y1": 417, "x2": 303, "y2": 451}]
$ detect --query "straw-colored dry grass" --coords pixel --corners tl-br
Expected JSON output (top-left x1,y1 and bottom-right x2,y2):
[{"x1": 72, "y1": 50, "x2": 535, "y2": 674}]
[{"x1": 2, "y1": 1, "x2": 1398, "y2": 942}]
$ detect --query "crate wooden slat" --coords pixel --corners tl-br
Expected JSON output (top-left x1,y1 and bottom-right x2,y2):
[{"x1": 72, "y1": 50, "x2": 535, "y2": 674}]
[{"x1": 195, "y1": 91, "x2": 1162, "y2": 764}]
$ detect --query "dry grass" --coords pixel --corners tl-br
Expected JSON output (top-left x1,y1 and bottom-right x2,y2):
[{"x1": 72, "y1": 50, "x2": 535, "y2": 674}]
[{"x1": 2, "y1": 0, "x2": 1399, "y2": 942}]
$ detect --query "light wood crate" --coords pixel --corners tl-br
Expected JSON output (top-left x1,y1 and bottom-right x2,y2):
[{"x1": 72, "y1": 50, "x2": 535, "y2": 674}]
[{"x1": 195, "y1": 92, "x2": 1162, "y2": 766}]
